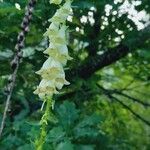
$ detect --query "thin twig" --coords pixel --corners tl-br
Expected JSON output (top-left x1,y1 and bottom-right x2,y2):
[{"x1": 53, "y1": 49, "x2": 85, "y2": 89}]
[
  {"x1": 110, "y1": 95, "x2": 150, "y2": 126},
  {"x1": 97, "y1": 84, "x2": 150, "y2": 107},
  {"x1": 112, "y1": 90, "x2": 150, "y2": 107},
  {"x1": 97, "y1": 84, "x2": 150, "y2": 126},
  {"x1": 0, "y1": 0, "x2": 37, "y2": 138}
]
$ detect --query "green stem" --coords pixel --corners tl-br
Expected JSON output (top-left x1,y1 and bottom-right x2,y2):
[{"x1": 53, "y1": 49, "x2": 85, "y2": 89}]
[{"x1": 35, "y1": 98, "x2": 52, "y2": 150}]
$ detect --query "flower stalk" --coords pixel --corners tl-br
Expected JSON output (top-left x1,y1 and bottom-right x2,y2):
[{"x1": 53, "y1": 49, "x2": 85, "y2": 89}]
[{"x1": 34, "y1": 0, "x2": 73, "y2": 149}]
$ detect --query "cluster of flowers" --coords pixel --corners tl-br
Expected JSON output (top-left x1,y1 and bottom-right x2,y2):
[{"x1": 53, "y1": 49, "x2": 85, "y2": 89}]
[{"x1": 34, "y1": 0, "x2": 72, "y2": 98}]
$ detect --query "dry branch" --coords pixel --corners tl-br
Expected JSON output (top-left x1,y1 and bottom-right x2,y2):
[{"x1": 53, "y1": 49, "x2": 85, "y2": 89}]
[{"x1": 0, "y1": 0, "x2": 37, "y2": 138}]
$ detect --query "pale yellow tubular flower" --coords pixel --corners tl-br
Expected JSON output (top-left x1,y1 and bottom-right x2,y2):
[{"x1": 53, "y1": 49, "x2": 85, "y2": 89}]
[
  {"x1": 55, "y1": 72, "x2": 70, "y2": 89},
  {"x1": 42, "y1": 68, "x2": 65, "y2": 81},
  {"x1": 34, "y1": 79, "x2": 58, "y2": 98},
  {"x1": 49, "y1": 12, "x2": 68, "y2": 24},
  {"x1": 49, "y1": 25, "x2": 67, "y2": 45},
  {"x1": 50, "y1": 0, "x2": 62, "y2": 5},
  {"x1": 61, "y1": 0, "x2": 72, "y2": 15},
  {"x1": 44, "y1": 23, "x2": 59, "y2": 38},
  {"x1": 44, "y1": 44, "x2": 70, "y2": 58},
  {"x1": 44, "y1": 44, "x2": 72, "y2": 66},
  {"x1": 57, "y1": 44, "x2": 72, "y2": 60},
  {"x1": 43, "y1": 43, "x2": 58, "y2": 57},
  {"x1": 57, "y1": 25, "x2": 68, "y2": 40},
  {"x1": 44, "y1": 43, "x2": 57, "y2": 55},
  {"x1": 49, "y1": 0, "x2": 72, "y2": 24},
  {"x1": 55, "y1": 77, "x2": 70, "y2": 90},
  {"x1": 35, "y1": 0, "x2": 73, "y2": 98},
  {"x1": 36, "y1": 57, "x2": 63, "y2": 80}
]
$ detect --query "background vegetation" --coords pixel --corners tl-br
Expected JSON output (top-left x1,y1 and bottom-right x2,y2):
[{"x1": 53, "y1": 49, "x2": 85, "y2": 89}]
[{"x1": 0, "y1": 0, "x2": 150, "y2": 149}]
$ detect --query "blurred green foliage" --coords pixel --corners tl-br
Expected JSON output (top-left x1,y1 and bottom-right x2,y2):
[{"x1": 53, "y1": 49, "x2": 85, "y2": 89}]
[{"x1": 0, "y1": 0, "x2": 150, "y2": 150}]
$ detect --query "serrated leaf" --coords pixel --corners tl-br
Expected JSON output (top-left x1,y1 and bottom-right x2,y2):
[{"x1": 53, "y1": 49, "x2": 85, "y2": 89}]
[
  {"x1": 74, "y1": 127, "x2": 99, "y2": 139},
  {"x1": 56, "y1": 140, "x2": 74, "y2": 150},
  {"x1": 56, "y1": 101, "x2": 79, "y2": 128},
  {"x1": 46, "y1": 127, "x2": 65, "y2": 143},
  {"x1": 76, "y1": 114, "x2": 101, "y2": 128}
]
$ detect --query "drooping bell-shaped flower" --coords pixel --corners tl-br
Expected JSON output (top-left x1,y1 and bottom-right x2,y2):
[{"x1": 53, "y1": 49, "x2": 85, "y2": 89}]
[
  {"x1": 55, "y1": 77, "x2": 70, "y2": 90},
  {"x1": 34, "y1": 79, "x2": 58, "y2": 98},
  {"x1": 61, "y1": 0, "x2": 72, "y2": 15},
  {"x1": 49, "y1": 12, "x2": 67, "y2": 24},
  {"x1": 56, "y1": 44, "x2": 72, "y2": 60},
  {"x1": 44, "y1": 44, "x2": 72, "y2": 65},
  {"x1": 43, "y1": 43, "x2": 57, "y2": 56},
  {"x1": 54, "y1": 70, "x2": 70, "y2": 89},
  {"x1": 36, "y1": 57, "x2": 63, "y2": 80},
  {"x1": 34, "y1": 0, "x2": 73, "y2": 99},
  {"x1": 50, "y1": 25, "x2": 68, "y2": 45},
  {"x1": 44, "y1": 23, "x2": 59, "y2": 38},
  {"x1": 49, "y1": 0, "x2": 72, "y2": 24}
]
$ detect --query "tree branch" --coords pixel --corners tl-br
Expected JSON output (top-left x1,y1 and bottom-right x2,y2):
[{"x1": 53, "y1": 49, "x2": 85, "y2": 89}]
[
  {"x1": 110, "y1": 95, "x2": 150, "y2": 126},
  {"x1": 0, "y1": 0, "x2": 37, "y2": 138},
  {"x1": 67, "y1": 44, "x2": 129, "y2": 79},
  {"x1": 112, "y1": 90, "x2": 150, "y2": 107},
  {"x1": 67, "y1": 25, "x2": 150, "y2": 79},
  {"x1": 97, "y1": 85, "x2": 150, "y2": 126}
]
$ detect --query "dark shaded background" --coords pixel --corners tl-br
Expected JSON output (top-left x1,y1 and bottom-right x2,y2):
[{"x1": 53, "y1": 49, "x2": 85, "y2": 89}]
[{"x1": 0, "y1": 0, "x2": 150, "y2": 149}]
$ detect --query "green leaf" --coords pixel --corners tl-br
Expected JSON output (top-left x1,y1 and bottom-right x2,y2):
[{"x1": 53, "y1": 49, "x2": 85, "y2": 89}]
[
  {"x1": 47, "y1": 127, "x2": 65, "y2": 143},
  {"x1": 73, "y1": 0, "x2": 94, "y2": 9},
  {"x1": 76, "y1": 114, "x2": 101, "y2": 128},
  {"x1": 74, "y1": 145, "x2": 95, "y2": 150},
  {"x1": 74, "y1": 127, "x2": 99, "y2": 139},
  {"x1": 23, "y1": 47, "x2": 35, "y2": 58},
  {"x1": 17, "y1": 144, "x2": 34, "y2": 150},
  {"x1": 0, "y1": 49, "x2": 13, "y2": 60},
  {"x1": 56, "y1": 140, "x2": 74, "y2": 150},
  {"x1": 56, "y1": 101, "x2": 79, "y2": 129}
]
